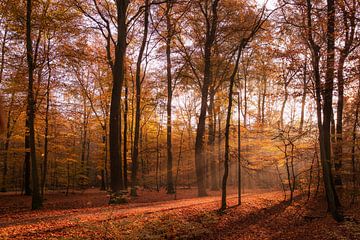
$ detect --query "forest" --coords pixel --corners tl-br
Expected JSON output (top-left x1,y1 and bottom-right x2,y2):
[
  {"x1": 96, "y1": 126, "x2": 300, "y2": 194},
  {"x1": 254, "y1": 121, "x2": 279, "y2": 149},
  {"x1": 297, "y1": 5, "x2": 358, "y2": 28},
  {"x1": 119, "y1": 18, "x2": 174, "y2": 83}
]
[{"x1": 0, "y1": 0, "x2": 359, "y2": 239}]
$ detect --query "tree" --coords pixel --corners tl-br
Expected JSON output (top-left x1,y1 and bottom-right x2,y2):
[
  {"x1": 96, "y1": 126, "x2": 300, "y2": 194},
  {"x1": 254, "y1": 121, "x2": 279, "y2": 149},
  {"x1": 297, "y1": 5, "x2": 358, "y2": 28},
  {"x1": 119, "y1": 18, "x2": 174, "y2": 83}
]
[
  {"x1": 26, "y1": 0, "x2": 42, "y2": 210},
  {"x1": 109, "y1": 0, "x2": 128, "y2": 193},
  {"x1": 221, "y1": 2, "x2": 267, "y2": 210},
  {"x1": 334, "y1": 0, "x2": 359, "y2": 186},
  {"x1": 305, "y1": 0, "x2": 343, "y2": 222},
  {"x1": 194, "y1": 0, "x2": 220, "y2": 197},
  {"x1": 131, "y1": 0, "x2": 150, "y2": 197},
  {"x1": 165, "y1": 0, "x2": 175, "y2": 194}
]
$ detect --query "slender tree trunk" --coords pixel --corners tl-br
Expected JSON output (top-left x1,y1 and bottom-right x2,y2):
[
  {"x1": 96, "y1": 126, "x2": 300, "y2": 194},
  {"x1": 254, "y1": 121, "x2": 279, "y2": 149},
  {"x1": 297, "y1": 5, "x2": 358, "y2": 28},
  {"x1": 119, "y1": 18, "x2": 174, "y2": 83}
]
[
  {"x1": 221, "y1": 45, "x2": 242, "y2": 211},
  {"x1": 86, "y1": 139, "x2": 90, "y2": 178},
  {"x1": 334, "y1": 55, "x2": 346, "y2": 186},
  {"x1": 218, "y1": 112, "x2": 222, "y2": 188},
  {"x1": 131, "y1": 0, "x2": 149, "y2": 196},
  {"x1": 41, "y1": 44, "x2": 51, "y2": 196},
  {"x1": 80, "y1": 97, "x2": 88, "y2": 175},
  {"x1": 100, "y1": 129, "x2": 107, "y2": 190},
  {"x1": 284, "y1": 144, "x2": 293, "y2": 202},
  {"x1": 280, "y1": 82, "x2": 288, "y2": 128},
  {"x1": 208, "y1": 88, "x2": 218, "y2": 190},
  {"x1": 243, "y1": 68, "x2": 247, "y2": 126},
  {"x1": 257, "y1": 80, "x2": 262, "y2": 123},
  {"x1": 0, "y1": 26, "x2": 7, "y2": 84},
  {"x1": 174, "y1": 130, "x2": 184, "y2": 199},
  {"x1": 156, "y1": 122, "x2": 161, "y2": 191},
  {"x1": 123, "y1": 80, "x2": 129, "y2": 189},
  {"x1": 1, "y1": 93, "x2": 14, "y2": 192},
  {"x1": 315, "y1": 141, "x2": 321, "y2": 197},
  {"x1": 351, "y1": 75, "x2": 360, "y2": 203},
  {"x1": 290, "y1": 143, "x2": 296, "y2": 201},
  {"x1": 165, "y1": 0, "x2": 175, "y2": 194},
  {"x1": 140, "y1": 129, "x2": 145, "y2": 187},
  {"x1": 195, "y1": 0, "x2": 219, "y2": 197},
  {"x1": 275, "y1": 162, "x2": 286, "y2": 200},
  {"x1": 26, "y1": 0, "x2": 42, "y2": 210},
  {"x1": 335, "y1": 0, "x2": 357, "y2": 188},
  {"x1": 66, "y1": 160, "x2": 70, "y2": 196},
  {"x1": 308, "y1": 149, "x2": 316, "y2": 200},
  {"x1": 187, "y1": 118, "x2": 193, "y2": 189},
  {"x1": 130, "y1": 76, "x2": 135, "y2": 168},
  {"x1": 261, "y1": 77, "x2": 266, "y2": 125},
  {"x1": 300, "y1": 60, "x2": 307, "y2": 132},
  {"x1": 24, "y1": 119, "x2": 32, "y2": 195}
]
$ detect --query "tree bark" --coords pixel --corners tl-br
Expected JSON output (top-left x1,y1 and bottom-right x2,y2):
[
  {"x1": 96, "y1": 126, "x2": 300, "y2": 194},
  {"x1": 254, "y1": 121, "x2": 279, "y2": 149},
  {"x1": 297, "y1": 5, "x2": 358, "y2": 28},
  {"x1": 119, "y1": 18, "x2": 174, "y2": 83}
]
[
  {"x1": 166, "y1": 0, "x2": 175, "y2": 194},
  {"x1": 41, "y1": 41, "x2": 51, "y2": 196},
  {"x1": 208, "y1": 87, "x2": 218, "y2": 190},
  {"x1": 26, "y1": 0, "x2": 42, "y2": 210},
  {"x1": 300, "y1": 59, "x2": 307, "y2": 132},
  {"x1": 306, "y1": 0, "x2": 342, "y2": 221},
  {"x1": 80, "y1": 96, "x2": 89, "y2": 175},
  {"x1": 261, "y1": 76, "x2": 266, "y2": 125},
  {"x1": 334, "y1": 0, "x2": 357, "y2": 187},
  {"x1": 351, "y1": 73, "x2": 360, "y2": 203},
  {"x1": 1, "y1": 93, "x2": 15, "y2": 192},
  {"x1": 280, "y1": 81, "x2": 288, "y2": 128},
  {"x1": 0, "y1": 25, "x2": 7, "y2": 84},
  {"x1": 221, "y1": 45, "x2": 243, "y2": 210},
  {"x1": 109, "y1": 0, "x2": 129, "y2": 193},
  {"x1": 131, "y1": 0, "x2": 149, "y2": 196},
  {"x1": 195, "y1": 0, "x2": 219, "y2": 197},
  {"x1": 123, "y1": 79, "x2": 129, "y2": 189}
]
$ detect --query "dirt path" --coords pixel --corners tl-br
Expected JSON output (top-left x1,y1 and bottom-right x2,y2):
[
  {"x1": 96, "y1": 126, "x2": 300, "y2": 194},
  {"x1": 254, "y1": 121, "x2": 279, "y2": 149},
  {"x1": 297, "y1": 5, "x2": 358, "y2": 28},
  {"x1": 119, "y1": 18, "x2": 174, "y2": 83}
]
[{"x1": 0, "y1": 191, "x2": 280, "y2": 239}]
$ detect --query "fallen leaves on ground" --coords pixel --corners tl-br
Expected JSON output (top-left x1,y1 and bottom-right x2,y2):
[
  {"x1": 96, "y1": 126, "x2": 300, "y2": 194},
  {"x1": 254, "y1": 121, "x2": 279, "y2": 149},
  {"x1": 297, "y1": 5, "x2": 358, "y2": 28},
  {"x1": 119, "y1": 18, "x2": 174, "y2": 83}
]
[{"x1": 0, "y1": 189, "x2": 359, "y2": 239}]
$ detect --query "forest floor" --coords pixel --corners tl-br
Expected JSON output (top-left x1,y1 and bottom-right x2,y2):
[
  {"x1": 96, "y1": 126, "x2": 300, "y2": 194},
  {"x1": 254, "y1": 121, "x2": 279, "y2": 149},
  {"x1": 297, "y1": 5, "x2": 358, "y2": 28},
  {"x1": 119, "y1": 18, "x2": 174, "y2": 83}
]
[{"x1": 0, "y1": 188, "x2": 360, "y2": 239}]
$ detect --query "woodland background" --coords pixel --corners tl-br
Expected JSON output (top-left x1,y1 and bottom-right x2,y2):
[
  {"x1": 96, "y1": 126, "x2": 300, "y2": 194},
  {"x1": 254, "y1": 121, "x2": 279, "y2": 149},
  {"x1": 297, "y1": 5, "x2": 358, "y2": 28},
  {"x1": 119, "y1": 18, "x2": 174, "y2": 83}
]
[{"x1": 0, "y1": 0, "x2": 359, "y2": 228}]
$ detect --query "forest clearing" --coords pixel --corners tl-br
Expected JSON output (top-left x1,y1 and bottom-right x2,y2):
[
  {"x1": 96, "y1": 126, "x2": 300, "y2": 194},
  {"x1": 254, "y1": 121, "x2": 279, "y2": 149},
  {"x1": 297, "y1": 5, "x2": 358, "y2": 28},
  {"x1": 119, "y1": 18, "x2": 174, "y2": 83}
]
[{"x1": 1, "y1": 0, "x2": 360, "y2": 238}]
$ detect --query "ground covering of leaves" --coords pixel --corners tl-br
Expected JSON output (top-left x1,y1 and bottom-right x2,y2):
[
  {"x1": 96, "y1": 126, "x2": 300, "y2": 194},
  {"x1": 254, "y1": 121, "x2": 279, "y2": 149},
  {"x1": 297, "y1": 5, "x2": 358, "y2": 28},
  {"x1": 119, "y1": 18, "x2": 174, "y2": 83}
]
[{"x1": 0, "y1": 188, "x2": 359, "y2": 239}]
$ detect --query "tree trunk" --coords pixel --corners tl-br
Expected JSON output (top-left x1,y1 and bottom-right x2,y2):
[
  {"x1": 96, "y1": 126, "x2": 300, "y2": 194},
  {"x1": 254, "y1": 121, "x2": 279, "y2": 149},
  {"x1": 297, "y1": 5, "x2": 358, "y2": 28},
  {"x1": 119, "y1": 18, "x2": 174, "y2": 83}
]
[
  {"x1": 26, "y1": 0, "x2": 42, "y2": 210},
  {"x1": 221, "y1": 45, "x2": 242, "y2": 211},
  {"x1": 24, "y1": 119, "x2": 32, "y2": 195},
  {"x1": 131, "y1": 0, "x2": 149, "y2": 196},
  {"x1": 334, "y1": 54, "x2": 345, "y2": 186},
  {"x1": 41, "y1": 44, "x2": 51, "y2": 196},
  {"x1": 280, "y1": 80, "x2": 288, "y2": 128},
  {"x1": 101, "y1": 130, "x2": 107, "y2": 190},
  {"x1": 351, "y1": 73, "x2": 360, "y2": 204},
  {"x1": 218, "y1": 112, "x2": 222, "y2": 188},
  {"x1": 166, "y1": 0, "x2": 175, "y2": 194},
  {"x1": 243, "y1": 66, "x2": 248, "y2": 126},
  {"x1": 1, "y1": 93, "x2": 15, "y2": 192},
  {"x1": 156, "y1": 122, "x2": 161, "y2": 191},
  {"x1": 208, "y1": 87, "x2": 218, "y2": 190},
  {"x1": 261, "y1": 77, "x2": 266, "y2": 125},
  {"x1": 335, "y1": 0, "x2": 357, "y2": 188},
  {"x1": 306, "y1": 0, "x2": 342, "y2": 221},
  {"x1": 300, "y1": 59, "x2": 307, "y2": 132},
  {"x1": 109, "y1": 0, "x2": 128, "y2": 193},
  {"x1": 174, "y1": 130, "x2": 184, "y2": 199},
  {"x1": 257, "y1": 80, "x2": 262, "y2": 123},
  {"x1": 123, "y1": 80, "x2": 129, "y2": 189},
  {"x1": 323, "y1": 0, "x2": 342, "y2": 210},
  {"x1": 195, "y1": 0, "x2": 219, "y2": 197},
  {"x1": 0, "y1": 25, "x2": 7, "y2": 84},
  {"x1": 80, "y1": 96, "x2": 89, "y2": 175}
]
